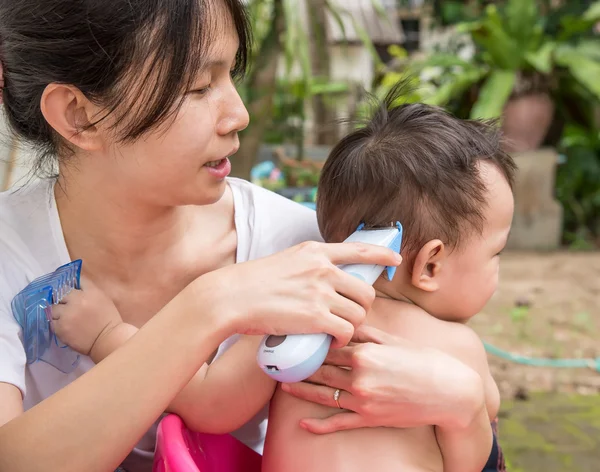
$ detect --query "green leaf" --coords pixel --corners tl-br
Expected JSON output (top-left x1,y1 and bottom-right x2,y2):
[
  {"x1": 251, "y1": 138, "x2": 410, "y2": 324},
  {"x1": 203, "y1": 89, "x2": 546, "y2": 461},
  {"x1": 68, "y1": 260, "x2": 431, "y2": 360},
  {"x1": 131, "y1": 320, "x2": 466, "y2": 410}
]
[
  {"x1": 524, "y1": 41, "x2": 555, "y2": 74},
  {"x1": 456, "y1": 19, "x2": 483, "y2": 34},
  {"x1": 282, "y1": 0, "x2": 299, "y2": 74},
  {"x1": 417, "y1": 53, "x2": 475, "y2": 70},
  {"x1": 470, "y1": 70, "x2": 516, "y2": 119},
  {"x1": 559, "y1": 15, "x2": 598, "y2": 41},
  {"x1": 574, "y1": 39, "x2": 600, "y2": 61},
  {"x1": 469, "y1": 6, "x2": 522, "y2": 69},
  {"x1": 558, "y1": 1, "x2": 600, "y2": 41},
  {"x1": 422, "y1": 69, "x2": 485, "y2": 107},
  {"x1": 292, "y1": 4, "x2": 313, "y2": 88},
  {"x1": 565, "y1": 57, "x2": 600, "y2": 101},
  {"x1": 556, "y1": 45, "x2": 600, "y2": 101},
  {"x1": 310, "y1": 81, "x2": 349, "y2": 95},
  {"x1": 560, "y1": 124, "x2": 593, "y2": 149},
  {"x1": 583, "y1": 2, "x2": 600, "y2": 22},
  {"x1": 504, "y1": 0, "x2": 539, "y2": 49},
  {"x1": 387, "y1": 44, "x2": 407, "y2": 60}
]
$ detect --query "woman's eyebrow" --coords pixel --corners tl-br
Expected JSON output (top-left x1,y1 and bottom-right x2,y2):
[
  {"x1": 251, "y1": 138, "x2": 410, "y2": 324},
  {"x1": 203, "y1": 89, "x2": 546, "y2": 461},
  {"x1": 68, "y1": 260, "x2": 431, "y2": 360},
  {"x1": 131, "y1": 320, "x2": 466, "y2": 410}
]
[{"x1": 204, "y1": 59, "x2": 231, "y2": 69}]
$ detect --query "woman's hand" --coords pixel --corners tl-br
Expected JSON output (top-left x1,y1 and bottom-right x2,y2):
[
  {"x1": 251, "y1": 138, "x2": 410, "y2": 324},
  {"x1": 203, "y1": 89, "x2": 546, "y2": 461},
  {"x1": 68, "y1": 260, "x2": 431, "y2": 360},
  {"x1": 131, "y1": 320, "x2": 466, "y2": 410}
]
[
  {"x1": 198, "y1": 241, "x2": 402, "y2": 348},
  {"x1": 280, "y1": 324, "x2": 486, "y2": 433}
]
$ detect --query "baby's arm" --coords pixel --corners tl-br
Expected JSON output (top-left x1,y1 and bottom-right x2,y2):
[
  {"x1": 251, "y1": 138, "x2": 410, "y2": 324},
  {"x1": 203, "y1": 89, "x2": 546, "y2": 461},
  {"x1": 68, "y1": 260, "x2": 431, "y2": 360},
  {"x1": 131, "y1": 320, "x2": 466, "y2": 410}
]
[
  {"x1": 52, "y1": 283, "x2": 276, "y2": 434},
  {"x1": 426, "y1": 323, "x2": 498, "y2": 472},
  {"x1": 170, "y1": 334, "x2": 278, "y2": 433}
]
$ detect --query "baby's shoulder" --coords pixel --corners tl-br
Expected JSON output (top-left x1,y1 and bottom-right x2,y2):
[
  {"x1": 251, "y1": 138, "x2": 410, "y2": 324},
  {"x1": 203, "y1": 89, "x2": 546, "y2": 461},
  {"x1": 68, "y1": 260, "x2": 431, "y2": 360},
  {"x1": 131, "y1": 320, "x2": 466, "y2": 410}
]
[
  {"x1": 369, "y1": 298, "x2": 498, "y2": 419},
  {"x1": 369, "y1": 298, "x2": 486, "y2": 363},
  {"x1": 369, "y1": 298, "x2": 452, "y2": 339}
]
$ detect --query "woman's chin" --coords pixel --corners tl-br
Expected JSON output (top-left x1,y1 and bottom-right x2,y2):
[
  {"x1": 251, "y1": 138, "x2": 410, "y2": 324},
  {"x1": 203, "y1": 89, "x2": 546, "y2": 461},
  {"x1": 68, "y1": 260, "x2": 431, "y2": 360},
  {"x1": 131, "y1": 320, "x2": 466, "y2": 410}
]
[{"x1": 192, "y1": 179, "x2": 229, "y2": 206}]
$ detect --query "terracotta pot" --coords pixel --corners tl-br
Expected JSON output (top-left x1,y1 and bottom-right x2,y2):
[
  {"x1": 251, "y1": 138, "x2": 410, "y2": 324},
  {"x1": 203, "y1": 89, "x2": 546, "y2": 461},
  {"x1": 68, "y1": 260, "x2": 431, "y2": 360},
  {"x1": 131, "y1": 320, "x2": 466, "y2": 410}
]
[{"x1": 502, "y1": 93, "x2": 555, "y2": 153}]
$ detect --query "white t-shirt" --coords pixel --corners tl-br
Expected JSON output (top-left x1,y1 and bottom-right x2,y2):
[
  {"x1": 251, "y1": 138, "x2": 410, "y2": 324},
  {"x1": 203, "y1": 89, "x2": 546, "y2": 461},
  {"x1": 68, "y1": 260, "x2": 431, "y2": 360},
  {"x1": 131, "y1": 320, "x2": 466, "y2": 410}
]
[{"x1": 0, "y1": 177, "x2": 321, "y2": 471}]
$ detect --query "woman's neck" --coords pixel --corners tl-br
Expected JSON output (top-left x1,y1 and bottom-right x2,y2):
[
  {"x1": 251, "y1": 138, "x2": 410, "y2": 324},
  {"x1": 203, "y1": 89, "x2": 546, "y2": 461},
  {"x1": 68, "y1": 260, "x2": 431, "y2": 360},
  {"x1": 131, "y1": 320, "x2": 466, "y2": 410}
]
[{"x1": 54, "y1": 170, "x2": 230, "y2": 284}]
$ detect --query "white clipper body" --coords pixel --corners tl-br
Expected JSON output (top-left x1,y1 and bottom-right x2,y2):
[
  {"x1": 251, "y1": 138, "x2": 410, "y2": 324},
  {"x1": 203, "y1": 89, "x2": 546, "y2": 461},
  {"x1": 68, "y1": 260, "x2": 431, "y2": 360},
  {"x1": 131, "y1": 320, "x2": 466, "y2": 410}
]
[{"x1": 257, "y1": 223, "x2": 403, "y2": 383}]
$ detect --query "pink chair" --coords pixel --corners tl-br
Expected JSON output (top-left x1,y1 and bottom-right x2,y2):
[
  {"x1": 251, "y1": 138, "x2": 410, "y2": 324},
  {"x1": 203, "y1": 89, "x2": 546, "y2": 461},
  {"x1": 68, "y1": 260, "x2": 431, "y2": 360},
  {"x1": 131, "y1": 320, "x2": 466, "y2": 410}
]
[{"x1": 153, "y1": 414, "x2": 262, "y2": 472}]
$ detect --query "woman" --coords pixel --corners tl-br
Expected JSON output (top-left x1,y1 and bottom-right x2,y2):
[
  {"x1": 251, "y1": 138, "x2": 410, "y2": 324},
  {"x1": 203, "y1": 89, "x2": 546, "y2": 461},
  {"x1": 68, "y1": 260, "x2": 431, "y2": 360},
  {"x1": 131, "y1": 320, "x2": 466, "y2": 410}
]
[{"x1": 0, "y1": 1, "x2": 495, "y2": 471}]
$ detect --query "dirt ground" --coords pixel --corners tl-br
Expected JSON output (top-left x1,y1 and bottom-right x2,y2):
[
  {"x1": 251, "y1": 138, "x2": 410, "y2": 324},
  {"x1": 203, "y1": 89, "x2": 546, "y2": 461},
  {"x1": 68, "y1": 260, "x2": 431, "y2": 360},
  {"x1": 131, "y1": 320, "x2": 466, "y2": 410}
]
[
  {"x1": 473, "y1": 251, "x2": 600, "y2": 397},
  {"x1": 470, "y1": 251, "x2": 600, "y2": 471}
]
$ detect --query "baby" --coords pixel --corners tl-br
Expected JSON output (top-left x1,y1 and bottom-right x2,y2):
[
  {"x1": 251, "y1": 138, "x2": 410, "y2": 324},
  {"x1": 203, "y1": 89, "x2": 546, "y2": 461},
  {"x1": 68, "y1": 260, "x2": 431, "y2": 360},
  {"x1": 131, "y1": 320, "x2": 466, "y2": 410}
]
[
  {"x1": 262, "y1": 83, "x2": 515, "y2": 472},
  {"x1": 52, "y1": 83, "x2": 515, "y2": 472}
]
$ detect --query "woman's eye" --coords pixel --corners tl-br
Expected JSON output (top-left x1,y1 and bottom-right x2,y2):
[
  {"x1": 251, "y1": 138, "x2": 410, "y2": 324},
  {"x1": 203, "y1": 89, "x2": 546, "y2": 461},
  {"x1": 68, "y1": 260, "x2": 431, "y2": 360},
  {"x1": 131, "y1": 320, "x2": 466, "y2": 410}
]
[{"x1": 191, "y1": 85, "x2": 211, "y2": 96}]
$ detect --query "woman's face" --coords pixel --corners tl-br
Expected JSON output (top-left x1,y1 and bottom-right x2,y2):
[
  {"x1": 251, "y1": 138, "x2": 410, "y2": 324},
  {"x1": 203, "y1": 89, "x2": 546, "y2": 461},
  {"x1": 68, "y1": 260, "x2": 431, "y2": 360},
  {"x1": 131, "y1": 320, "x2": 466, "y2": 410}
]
[{"x1": 98, "y1": 24, "x2": 249, "y2": 207}]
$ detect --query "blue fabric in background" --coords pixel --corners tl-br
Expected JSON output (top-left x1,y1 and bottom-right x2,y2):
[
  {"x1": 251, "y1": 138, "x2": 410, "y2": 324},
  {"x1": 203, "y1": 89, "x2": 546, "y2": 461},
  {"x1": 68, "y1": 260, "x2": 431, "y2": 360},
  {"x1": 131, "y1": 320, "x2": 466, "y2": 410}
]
[{"x1": 299, "y1": 202, "x2": 316, "y2": 210}]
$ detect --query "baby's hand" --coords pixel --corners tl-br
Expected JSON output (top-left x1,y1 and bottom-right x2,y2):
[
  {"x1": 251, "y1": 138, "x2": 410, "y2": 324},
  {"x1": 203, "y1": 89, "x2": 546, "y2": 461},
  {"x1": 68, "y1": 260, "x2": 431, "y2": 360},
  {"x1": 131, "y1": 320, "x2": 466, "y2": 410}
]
[{"x1": 51, "y1": 278, "x2": 122, "y2": 360}]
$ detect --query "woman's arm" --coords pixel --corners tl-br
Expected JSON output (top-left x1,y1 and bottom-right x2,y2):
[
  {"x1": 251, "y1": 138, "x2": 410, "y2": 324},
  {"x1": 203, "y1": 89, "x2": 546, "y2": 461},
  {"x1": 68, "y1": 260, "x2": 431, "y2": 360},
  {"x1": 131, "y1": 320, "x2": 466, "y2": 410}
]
[
  {"x1": 0, "y1": 281, "x2": 229, "y2": 472},
  {"x1": 80, "y1": 325, "x2": 275, "y2": 434},
  {"x1": 0, "y1": 241, "x2": 400, "y2": 471},
  {"x1": 54, "y1": 298, "x2": 275, "y2": 434}
]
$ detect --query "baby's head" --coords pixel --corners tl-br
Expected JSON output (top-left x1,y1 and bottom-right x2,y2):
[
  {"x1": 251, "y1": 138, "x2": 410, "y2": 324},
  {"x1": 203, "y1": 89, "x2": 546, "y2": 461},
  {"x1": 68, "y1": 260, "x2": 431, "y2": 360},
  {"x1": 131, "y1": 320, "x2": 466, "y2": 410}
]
[{"x1": 317, "y1": 85, "x2": 516, "y2": 322}]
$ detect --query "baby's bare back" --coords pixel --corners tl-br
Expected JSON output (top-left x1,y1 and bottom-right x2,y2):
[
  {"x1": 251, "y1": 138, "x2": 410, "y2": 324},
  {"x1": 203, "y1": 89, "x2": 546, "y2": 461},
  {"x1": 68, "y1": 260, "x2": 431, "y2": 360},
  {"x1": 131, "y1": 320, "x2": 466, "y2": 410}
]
[{"x1": 262, "y1": 298, "x2": 460, "y2": 472}]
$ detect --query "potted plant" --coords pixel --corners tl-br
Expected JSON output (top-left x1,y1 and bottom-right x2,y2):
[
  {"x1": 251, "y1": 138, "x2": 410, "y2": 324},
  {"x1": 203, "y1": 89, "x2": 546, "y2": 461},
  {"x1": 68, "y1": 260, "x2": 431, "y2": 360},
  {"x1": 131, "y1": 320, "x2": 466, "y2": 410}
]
[{"x1": 412, "y1": 0, "x2": 600, "y2": 153}]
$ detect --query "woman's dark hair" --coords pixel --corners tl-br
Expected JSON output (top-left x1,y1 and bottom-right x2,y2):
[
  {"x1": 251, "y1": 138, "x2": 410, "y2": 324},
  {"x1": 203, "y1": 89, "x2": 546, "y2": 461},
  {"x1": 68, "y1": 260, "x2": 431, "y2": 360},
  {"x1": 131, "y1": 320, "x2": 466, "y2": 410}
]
[{"x1": 0, "y1": 0, "x2": 250, "y2": 175}]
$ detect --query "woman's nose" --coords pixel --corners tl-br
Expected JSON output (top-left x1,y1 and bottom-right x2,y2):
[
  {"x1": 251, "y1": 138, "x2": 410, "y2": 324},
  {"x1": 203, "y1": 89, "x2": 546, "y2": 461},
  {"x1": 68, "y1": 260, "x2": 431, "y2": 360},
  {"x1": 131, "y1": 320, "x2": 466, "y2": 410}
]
[{"x1": 216, "y1": 84, "x2": 250, "y2": 136}]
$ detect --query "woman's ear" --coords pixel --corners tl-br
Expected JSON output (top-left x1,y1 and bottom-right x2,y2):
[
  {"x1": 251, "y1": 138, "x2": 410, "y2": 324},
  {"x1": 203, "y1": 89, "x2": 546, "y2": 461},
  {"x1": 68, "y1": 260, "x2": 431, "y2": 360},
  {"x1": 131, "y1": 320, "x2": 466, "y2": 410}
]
[
  {"x1": 411, "y1": 239, "x2": 446, "y2": 292},
  {"x1": 40, "y1": 84, "x2": 103, "y2": 152}
]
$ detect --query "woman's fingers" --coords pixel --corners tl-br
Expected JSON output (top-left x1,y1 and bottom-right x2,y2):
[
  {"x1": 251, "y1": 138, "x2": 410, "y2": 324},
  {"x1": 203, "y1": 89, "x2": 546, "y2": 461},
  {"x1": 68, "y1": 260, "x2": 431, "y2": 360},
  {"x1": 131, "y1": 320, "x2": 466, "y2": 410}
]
[
  {"x1": 323, "y1": 242, "x2": 402, "y2": 268},
  {"x1": 281, "y1": 382, "x2": 358, "y2": 412},
  {"x1": 300, "y1": 412, "x2": 367, "y2": 435},
  {"x1": 331, "y1": 268, "x2": 376, "y2": 316},
  {"x1": 351, "y1": 324, "x2": 396, "y2": 345},
  {"x1": 323, "y1": 346, "x2": 354, "y2": 366},
  {"x1": 328, "y1": 291, "x2": 368, "y2": 330},
  {"x1": 305, "y1": 365, "x2": 352, "y2": 392},
  {"x1": 320, "y1": 316, "x2": 354, "y2": 348},
  {"x1": 323, "y1": 326, "x2": 395, "y2": 367}
]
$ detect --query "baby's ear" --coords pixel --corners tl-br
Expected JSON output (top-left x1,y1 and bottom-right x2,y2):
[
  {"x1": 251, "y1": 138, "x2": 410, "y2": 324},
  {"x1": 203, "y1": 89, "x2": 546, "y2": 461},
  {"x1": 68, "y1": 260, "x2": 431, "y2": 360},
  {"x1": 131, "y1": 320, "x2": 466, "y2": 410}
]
[{"x1": 410, "y1": 240, "x2": 446, "y2": 292}]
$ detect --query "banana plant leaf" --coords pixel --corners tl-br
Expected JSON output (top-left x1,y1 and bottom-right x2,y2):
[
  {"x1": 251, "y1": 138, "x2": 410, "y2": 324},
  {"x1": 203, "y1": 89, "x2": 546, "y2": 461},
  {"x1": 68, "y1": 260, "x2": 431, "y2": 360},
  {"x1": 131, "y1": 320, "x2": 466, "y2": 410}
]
[
  {"x1": 423, "y1": 69, "x2": 485, "y2": 107},
  {"x1": 555, "y1": 44, "x2": 600, "y2": 101},
  {"x1": 524, "y1": 41, "x2": 556, "y2": 74},
  {"x1": 583, "y1": 2, "x2": 600, "y2": 22},
  {"x1": 463, "y1": 6, "x2": 522, "y2": 70},
  {"x1": 470, "y1": 69, "x2": 516, "y2": 120},
  {"x1": 504, "y1": 0, "x2": 539, "y2": 51},
  {"x1": 558, "y1": 2, "x2": 600, "y2": 41}
]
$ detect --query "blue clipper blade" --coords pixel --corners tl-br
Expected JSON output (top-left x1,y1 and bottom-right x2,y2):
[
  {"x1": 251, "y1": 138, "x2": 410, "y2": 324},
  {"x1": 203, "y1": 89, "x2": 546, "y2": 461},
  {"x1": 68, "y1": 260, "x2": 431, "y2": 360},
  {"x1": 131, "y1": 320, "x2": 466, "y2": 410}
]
[
  {"x1": 386, "y1": 222, "x2": 403, "y2": 281},
  {"x1": 353, "y1": 221, "x2": 403, "y2": 281}
]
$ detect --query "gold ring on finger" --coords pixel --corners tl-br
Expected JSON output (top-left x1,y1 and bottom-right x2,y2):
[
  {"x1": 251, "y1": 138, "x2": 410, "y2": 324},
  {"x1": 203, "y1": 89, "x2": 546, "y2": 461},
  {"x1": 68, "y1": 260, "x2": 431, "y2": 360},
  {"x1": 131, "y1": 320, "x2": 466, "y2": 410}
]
[{"x1": 333, "y1": 388, "x2": 342, "y2": 409}]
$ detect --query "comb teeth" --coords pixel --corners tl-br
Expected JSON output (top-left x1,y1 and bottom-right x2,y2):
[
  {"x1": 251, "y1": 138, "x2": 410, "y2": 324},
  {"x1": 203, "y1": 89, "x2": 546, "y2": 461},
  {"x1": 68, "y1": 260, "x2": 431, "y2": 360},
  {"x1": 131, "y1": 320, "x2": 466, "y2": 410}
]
[{"x1": 11, "y1": 260, "x2": 83, "y2": 373}]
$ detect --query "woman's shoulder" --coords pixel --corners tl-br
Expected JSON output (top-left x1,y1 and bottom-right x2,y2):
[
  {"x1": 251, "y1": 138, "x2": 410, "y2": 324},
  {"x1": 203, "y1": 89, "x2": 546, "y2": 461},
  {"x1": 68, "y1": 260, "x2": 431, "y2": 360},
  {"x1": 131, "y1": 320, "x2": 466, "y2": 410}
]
[
  {"x1": 0, "y1": 178, "x2": 54, "y2": 226},
  {"x1": 228, "y1": 178, "x2": 323, "y2": 258},
  {"x1": 0, "y1": 178, "x2": 58, "y2": 296}
]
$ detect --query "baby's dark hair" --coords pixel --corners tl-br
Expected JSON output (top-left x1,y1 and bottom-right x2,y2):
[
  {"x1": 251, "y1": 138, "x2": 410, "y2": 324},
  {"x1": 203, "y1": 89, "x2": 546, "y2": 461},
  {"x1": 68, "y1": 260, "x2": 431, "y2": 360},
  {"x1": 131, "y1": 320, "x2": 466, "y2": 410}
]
[
  {"x1": 317, "y1": 81, "x2": 516, "y2": 256},
  {"x1": 0, "y1": 0, "x2": 250, "y2": 176}
]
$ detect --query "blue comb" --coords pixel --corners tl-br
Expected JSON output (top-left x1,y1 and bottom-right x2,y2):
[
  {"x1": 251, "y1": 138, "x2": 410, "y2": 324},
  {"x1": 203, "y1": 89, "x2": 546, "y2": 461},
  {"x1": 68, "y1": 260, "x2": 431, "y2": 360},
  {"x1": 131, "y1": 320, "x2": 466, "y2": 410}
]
[{"x1": 11, "y1": 260, "x2": 83, "y2": 373}]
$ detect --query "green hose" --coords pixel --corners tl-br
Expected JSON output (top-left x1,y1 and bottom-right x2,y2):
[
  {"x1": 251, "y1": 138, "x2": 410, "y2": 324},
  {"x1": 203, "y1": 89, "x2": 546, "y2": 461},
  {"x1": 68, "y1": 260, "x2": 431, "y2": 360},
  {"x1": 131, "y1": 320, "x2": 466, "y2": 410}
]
[{"x1": 483, "y1": 341, "x2": 600, "y2": 372}]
